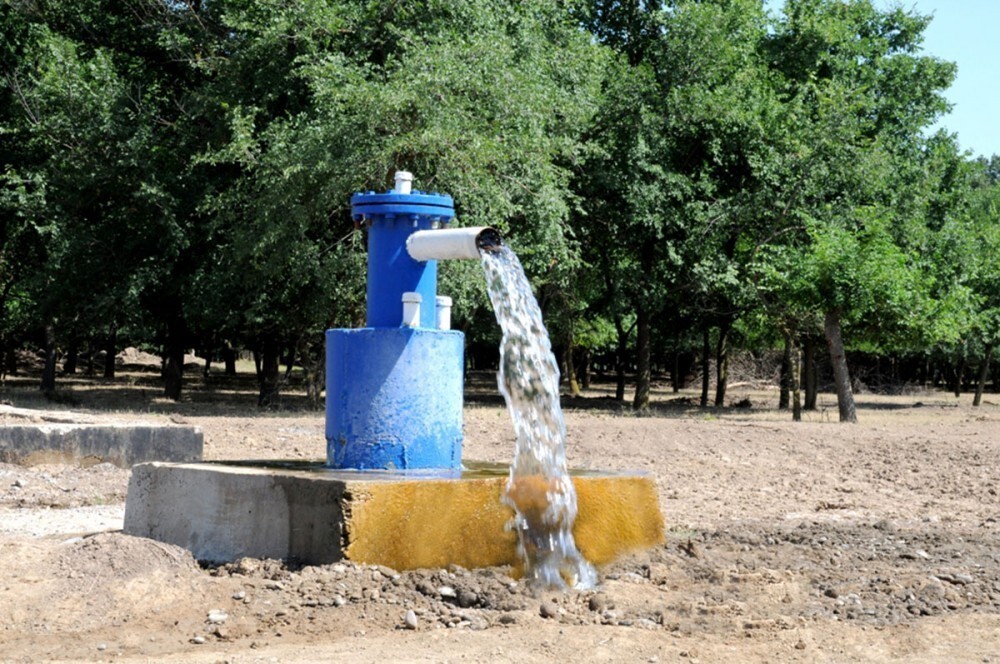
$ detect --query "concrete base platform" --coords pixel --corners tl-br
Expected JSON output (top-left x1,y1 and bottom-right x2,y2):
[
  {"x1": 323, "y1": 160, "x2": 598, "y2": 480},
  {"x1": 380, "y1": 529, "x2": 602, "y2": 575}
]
[
  {"x1": 0, "y1": 424, "x2": 203, "y2": 467},
  {"x1": 123, "y1": 461, "x2": 664, "y2": 571}
]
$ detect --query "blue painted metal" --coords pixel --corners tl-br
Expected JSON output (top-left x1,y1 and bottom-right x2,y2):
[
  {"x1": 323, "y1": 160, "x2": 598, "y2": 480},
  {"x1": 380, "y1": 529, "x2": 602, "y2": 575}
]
[
  {"x1": 325, "y1": 183, "x2": 464, "y2": 470},
  {"x1": 352, "y1": 190, "x2": 455, "y2": 329},
  {"x1": 326, "y1": 327, "x2": 464, "y2": 470}
]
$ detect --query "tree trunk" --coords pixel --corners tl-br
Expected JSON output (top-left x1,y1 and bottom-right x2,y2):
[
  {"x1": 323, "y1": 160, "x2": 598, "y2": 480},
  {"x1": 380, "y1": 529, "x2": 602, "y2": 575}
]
[
  {"x1": 954, "y1": 350, "x2": 966, "y2": 397},
  {"x1": 579, "y1": 348, "x2": 591, "y2": 390},
  {"x1": 41, "y1": 323, "x2": 57, "y2": 396},
  {"x1": 104, "y1": 326, "x2": 117, "y2": 379},
  {"x1": 283, "y1": 345, "x2": 296, "y2": 381},
  {"x1": 300, "y1": 336, "x2": 325, "y2": 408},
  {"x1": 672, "y1": 348, "x2": 681, "y2": 393},
  {"x1": 62, "y1": 337, "x2": 79, "y2": 375},
  {"x1": 973, "y1": 344, "x2": 993, "y2": 407},
  {"x1": 0, "y1": 337, "x2": 17, "y2": 378},
  {"x1": 789, "y1": 335, "x2": 802, "y2": 422},
  {"x1": 565, "y1": 336, "x2": 581, "y2": 397},
  {"x1": 614, "y1": 316, "x2": 628, "y2": 402},
  {"x1": 86, "y1": 336, "x2": 95, "y2": 376},
  {"x1": 824, "y1": 309, "x2": 857, "y2": 423},
  {"x1": 201, "y1": 346, "x2": 212, "y2": 378},
  {"x1": 779, "y1": 332, "x2": 791, "y2": 410},
  {"x1": 714, "y1": 319, "x2": 731, "y2": 407},
  {"x1": 803, "y1": 336, "x2": 817, "y2": 410},
  {"x1": 633, "y1": 305, "x2": 651, "y2": 411},
  {"x1": 700, "y1": 325, "x2": 710, "y2": 408},
  {"x1": 223, "y1": 342, "x2": 237, "y2": 375},
  {"x1": 163, "y1": 339, "x2": 185, "y2": 402},
  {"x1": 258, "y1": 334, "x2": 281, "y2": 408},
  {"x1": 4, "y1": 343, "x2": 17, "y2": 376}
]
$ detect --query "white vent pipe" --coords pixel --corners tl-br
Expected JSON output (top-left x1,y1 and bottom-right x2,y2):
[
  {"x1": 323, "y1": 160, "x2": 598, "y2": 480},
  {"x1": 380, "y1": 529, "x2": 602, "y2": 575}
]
[
  {"x1": 394, "y1": 170, "x2": 413, "y2": 195},
  {"x1": 401, "y1": 292, "x2": 421, "y2": 327},
  {"x1": 435, "y1": 296, "x2": 452, "y2": 330}
]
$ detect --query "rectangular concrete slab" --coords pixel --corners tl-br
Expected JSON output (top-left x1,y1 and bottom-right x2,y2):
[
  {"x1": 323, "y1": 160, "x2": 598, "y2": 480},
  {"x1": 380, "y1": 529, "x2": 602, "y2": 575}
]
[
  {"x1": 0, "y1": 424, "x2": 203, "y2": 467},
  {"x1": 123, "y1": 461, "x2": 664, "y2": 570}
]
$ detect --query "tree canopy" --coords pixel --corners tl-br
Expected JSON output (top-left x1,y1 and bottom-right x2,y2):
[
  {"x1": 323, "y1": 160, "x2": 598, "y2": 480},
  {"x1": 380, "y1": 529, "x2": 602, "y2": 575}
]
[{"x1": 1, "y1": 0, "x2": 995, "y2": 416}]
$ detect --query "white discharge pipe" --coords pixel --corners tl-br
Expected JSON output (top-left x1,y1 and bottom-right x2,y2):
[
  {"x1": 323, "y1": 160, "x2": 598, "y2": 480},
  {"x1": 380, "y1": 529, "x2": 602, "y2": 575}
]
[{"x1": 406, "y1": 227, "x2": 502, "y2": 261}]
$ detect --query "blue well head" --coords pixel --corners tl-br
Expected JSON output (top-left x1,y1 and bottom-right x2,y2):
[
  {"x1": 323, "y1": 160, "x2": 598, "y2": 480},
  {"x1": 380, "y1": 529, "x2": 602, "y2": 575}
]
[{"x1": 325, "y1": 172, "x2": 500, "y2": 471}]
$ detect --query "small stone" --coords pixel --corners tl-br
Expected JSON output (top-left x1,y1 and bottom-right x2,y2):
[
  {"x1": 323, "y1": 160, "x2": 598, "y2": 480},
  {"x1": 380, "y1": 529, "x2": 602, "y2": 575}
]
[
  {"x1": 13, "y1": 478, "x2": 25, "y2": 488},
  {"x1": 207, "y1": 609, "x2": 228, "y2": 624},
  {"x1": 646, "y1": 562, "x2": 670, "y2": 584},
  {"x1": 333, "y1": 595, "x2": 347, "y2": 607},
  {"x1": 266, "y1": 581, "x2": 285, "y2": 590},
  {"x1": 795, "y1": 640, "x2": 807, "y2": 650},
  {"x1": 588, "y1": 594, "x2": 609, "y2": 612},
  {"x1": 191, "y1": 636, "x2": 206, "y2": 645},
  {"x1": 232, "y1": 590, "x2": 246, "y2": 600},
  {"x1": 824, "y1": 587, "x2": 839, "y2": 599},
  {"x1": 458, "y1": 590, "x2": 478, "y2": 608},
  {"x1": 438, "y1": 586, "x2": 457, "y2": 599},
  {"x1": 498, "y1": 613, "x2": 517, "y2": 625},
  {"x1": 539, "y1": 601, "x2": 559, "y2": 619},
  {"x1": 96, "y1": 644, "x2": 107, "y2": 651},
  {"x1": 331, "y1": 563, "x2": 348, "y2": 574},
  {"x1": 404, "y1": 610, "x2": 419, "y2": 630}
]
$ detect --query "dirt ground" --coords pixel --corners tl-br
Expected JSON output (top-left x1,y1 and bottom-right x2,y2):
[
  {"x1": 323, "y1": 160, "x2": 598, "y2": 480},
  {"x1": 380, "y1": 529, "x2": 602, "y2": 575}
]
[{"x1": 0, "y1": 368, "x2": 998, "y2": 663}]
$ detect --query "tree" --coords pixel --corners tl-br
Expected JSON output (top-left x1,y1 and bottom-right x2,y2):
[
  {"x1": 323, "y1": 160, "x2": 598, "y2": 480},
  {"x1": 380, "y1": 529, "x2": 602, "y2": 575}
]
[
  {"x1": 964, "y1": 159, "x2": 1000, "y2": 405},
  {"x1": 763, "y1": 0, "x2": 957, "y2": 421}
]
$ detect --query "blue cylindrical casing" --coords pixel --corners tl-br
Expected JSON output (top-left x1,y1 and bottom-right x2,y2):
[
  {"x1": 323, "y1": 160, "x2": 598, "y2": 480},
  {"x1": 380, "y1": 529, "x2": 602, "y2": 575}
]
[
  {"x1": 325, "y1": 327, "x2": 464, "y2": 470},
  {"x1": 351, "y1": 191, "x2": 455, "y2": 328}
]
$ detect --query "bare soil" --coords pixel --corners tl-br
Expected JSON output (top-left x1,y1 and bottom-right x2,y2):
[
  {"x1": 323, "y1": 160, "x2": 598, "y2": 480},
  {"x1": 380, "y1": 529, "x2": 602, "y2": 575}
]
[{"x1": 0, "y1": 369, "x2": 998, "y2": 663}]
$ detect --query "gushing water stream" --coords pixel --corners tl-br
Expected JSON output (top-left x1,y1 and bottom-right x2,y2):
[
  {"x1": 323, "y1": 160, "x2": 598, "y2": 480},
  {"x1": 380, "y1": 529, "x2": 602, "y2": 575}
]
[{"x1": 480, "y1": 246, "x2": 597, "y2": 589}]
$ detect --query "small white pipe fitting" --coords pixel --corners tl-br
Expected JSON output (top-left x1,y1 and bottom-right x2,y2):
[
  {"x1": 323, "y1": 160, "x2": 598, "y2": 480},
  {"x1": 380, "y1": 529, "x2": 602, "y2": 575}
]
[
  {"x1": 401, "y1": 292, "x2": 421, "y2": 327},
  {"x1": 435, "y1": 296, "x2": 453, "y2": 330},
  {"x1": 394, "y1": 171, "x2": 413, "y2": 195},
  {"x1": 406, "y1": 227, "x2": 502, "y2": 261}
]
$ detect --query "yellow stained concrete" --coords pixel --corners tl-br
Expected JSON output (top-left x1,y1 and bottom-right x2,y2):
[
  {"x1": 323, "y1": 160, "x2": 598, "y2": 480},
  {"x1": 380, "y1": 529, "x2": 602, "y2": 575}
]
[{"x1": 344, "y1": 474, "x2": 664, "y2": 572}]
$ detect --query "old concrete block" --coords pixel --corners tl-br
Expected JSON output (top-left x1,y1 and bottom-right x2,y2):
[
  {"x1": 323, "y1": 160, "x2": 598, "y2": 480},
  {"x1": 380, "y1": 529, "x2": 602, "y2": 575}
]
[
  {"x1": 123, "y1": 461, "x2": 664, "y2": 569},
  {"x1": 0, "y1": 424, "x2": 203, "y2": 467},
  {"x1": 125, "y1": 462, "x2": 345, "y2": 563}
]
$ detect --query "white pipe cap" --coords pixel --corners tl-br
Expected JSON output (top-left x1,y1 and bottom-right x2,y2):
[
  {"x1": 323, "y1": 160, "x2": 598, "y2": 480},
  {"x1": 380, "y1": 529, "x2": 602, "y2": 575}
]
[{"x1": 394, "y1": 171, "x2": 413, "y2": 195}]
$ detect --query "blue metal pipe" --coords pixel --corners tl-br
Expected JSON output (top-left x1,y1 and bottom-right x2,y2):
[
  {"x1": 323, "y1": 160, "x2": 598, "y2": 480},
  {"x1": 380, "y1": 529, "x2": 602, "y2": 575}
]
[{"x1": 351, "y1": 190, "x2": 455, "y2": 328}]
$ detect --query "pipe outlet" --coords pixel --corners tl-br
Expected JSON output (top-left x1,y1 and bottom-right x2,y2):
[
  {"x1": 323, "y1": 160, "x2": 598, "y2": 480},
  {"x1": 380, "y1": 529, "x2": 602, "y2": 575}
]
[{"x1": 406, "y1": 227, "x2": 503, "y2": 261}]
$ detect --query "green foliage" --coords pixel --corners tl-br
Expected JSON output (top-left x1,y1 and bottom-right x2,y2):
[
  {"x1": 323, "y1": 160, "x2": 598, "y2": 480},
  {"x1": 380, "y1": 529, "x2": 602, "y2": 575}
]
[{"x1": 0, "y1": 0, "x2": 992, "y2": 404}]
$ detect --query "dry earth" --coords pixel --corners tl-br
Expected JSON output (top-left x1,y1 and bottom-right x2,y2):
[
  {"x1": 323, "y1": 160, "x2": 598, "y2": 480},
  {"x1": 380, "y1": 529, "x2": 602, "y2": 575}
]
[{"x1": 0, "y1": 369, "x2": 998, "y2": 663}]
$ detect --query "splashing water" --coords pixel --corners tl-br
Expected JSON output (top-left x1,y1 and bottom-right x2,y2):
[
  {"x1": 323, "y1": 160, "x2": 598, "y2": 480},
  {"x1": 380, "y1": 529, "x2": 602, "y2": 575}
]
[{"x1": 480, "y1": 246, "x2": 597, "y2": 589}]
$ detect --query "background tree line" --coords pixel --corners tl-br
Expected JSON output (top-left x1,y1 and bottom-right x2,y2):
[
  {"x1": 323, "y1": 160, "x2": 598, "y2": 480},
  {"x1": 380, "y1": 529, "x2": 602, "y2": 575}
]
[{"x1": 1, "y1": 0, "x2": 997, "y2": 419}]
